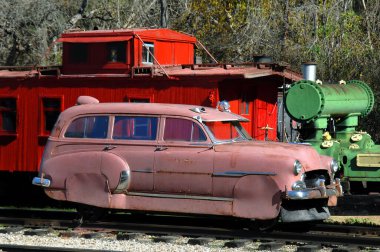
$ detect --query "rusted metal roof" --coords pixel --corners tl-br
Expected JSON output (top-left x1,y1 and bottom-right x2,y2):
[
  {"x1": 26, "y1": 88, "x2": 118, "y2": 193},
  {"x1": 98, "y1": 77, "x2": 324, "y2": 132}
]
[
  {"x1": 0, "y1": 64, "x2": 302, "y2": 82},
  {"x1": 58, "y1": 28, "x2": 197, "y2": 43}
]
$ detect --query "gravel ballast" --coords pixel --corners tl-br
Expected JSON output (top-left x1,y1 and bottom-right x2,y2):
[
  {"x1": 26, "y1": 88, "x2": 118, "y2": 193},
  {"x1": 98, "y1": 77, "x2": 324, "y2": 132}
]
[{"x1": 0, "y1": 229, "x2": 297, "y2": 252}]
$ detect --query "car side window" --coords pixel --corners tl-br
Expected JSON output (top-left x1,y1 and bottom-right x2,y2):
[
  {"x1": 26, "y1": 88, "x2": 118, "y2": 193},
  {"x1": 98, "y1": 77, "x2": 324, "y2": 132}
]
[
  {"x1": 164, "y1": 118, "x2": 207, "y2": 142},
  {"x1": 113, "y1": 116, "x2": 157, "y2": 140},
  {"x1": 64, "y1": 116, "x2": 108, "y2": 139}
]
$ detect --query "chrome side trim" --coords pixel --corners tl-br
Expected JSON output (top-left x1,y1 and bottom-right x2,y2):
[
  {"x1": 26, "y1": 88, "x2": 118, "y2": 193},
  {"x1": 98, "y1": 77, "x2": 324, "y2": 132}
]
[
  {"x1": 189, "y1": 143, "x2": 213, "y2": 147},
  {"x1": 127, "y1": 192, "x2": 233, "y2": 202},
  {"x1": 133, "y1": 169, "x2": 154, "y2": 173},
  {"x1": 32, "y1": 177, "x2": 51, "y2": 187},
  {"x1": 212, "y1": 171, "x2": 276, "y2": 177}
]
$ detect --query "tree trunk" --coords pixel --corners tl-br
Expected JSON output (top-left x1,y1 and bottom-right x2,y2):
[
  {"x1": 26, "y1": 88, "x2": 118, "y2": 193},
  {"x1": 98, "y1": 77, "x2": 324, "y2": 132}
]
[
  {"x1": 160, "y1": 0, "x2": 168, "y2": 28},
  {"x1": 361, "y1": 0, "x2": 374, "y2": 50},
  {"x1": 69, "y1": 0, "x2": 89, "y2": 28},
  {"x1": 281, "y1": 0, "x2": 289, "y2": 55}
]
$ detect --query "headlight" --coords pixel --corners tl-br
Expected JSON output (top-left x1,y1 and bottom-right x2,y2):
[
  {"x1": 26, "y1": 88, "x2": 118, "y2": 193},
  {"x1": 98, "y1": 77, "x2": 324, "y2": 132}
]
[
  {"x1": 330, "y1": 159, "x2": 339, "y2": 174},
  {"x1": 292, "y1": 180, "x2": 306, "y2": 190},
  {"x1": 294, "y1": 160, "x2": 303, "y2": 175}
]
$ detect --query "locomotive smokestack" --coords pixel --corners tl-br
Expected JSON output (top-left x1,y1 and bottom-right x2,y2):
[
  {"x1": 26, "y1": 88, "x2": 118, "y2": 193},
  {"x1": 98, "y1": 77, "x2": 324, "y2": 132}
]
[{"x1": 302, "y1": 62, "x2": 317, "y2": 81}]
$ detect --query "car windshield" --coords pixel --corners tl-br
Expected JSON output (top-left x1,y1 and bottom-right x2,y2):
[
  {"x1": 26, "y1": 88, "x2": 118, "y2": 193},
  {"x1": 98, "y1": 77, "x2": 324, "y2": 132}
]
[{"x1": 203, "y1": 121, "x2": 251, "y2": 143}]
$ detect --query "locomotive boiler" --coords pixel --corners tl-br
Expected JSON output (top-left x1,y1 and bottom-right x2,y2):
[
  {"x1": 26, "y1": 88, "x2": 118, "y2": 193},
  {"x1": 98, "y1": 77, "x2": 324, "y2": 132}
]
[{"x1": 285, "y1": 78, "x2": 380, "y2": 193}]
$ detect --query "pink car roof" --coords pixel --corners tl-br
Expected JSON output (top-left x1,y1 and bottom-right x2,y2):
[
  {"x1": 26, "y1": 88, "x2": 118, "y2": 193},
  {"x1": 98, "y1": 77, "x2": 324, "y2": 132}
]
[{"x1": 61, "y1": 102, "x2": 249, "y2": 122}]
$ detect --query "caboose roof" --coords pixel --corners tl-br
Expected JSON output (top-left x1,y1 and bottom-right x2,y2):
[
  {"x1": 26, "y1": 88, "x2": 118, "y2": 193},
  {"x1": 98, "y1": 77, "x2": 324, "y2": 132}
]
[{"x1": 57, "y1": 28, "x2": 197, "y2": 43}]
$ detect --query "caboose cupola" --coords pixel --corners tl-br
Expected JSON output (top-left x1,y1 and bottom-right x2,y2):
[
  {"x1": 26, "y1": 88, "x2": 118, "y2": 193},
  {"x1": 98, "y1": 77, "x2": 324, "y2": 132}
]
[{"x1": 58, "y1": 28, "x2": 197, "y2": 75}]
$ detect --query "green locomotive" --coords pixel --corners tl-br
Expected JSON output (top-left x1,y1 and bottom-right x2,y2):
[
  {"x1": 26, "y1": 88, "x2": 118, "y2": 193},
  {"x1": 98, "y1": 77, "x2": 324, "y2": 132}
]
[{"x1": 285, "y1": 78, "x2": 380, "y2": 193}]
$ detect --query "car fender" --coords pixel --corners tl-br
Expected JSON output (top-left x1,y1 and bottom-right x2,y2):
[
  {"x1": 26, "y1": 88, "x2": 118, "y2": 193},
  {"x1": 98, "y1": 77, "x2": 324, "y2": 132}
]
[
  {"x1": 41, "y1": 151, "x2": 130, "y2": 207},
  {"x1": 42, "y1": 152, "x2": 103, "y2": 189},
  {"x1": 65, "y1": 172, "x2": 111, "y2": 208},
  {"x1": 232, "y1": 175, "x2": 282, "y2": 220},
  {"x1": 99, "y1": 152, "x2": 131, "y2": 191}
]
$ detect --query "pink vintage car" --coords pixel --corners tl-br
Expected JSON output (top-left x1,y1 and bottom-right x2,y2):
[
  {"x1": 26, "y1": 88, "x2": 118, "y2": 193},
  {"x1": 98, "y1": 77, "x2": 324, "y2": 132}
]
[{"x1": 33, "y1": 96, "x2": 342, "y2": 226}]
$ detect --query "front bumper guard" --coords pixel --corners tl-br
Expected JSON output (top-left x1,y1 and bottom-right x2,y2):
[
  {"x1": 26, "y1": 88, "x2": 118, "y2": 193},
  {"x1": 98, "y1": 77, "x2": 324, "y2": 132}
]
[{"x1": 285, "y1": 178, "x2": 343, "y2": 200}]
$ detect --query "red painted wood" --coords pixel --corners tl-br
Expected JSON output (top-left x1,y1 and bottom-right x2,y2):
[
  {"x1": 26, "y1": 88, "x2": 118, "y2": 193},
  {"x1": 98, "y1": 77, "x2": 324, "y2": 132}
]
[
  {"x1": 218, "y1": 79, "x2": 278, "y2": 141},
  {"x1": 61, "y1": 28, "x2": 196, "y2": 74}
]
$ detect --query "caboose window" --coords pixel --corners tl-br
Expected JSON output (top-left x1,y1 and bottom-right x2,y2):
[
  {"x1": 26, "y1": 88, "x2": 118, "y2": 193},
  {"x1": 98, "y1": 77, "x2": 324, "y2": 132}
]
[
  {"x1": 64, "y1": 116, "x2": 108, "y2": 139},
  {"x1": 142, "y1": 42, "x2": 154, "y2": 64},
  {"x1": 126, "y1": 97, "x2": 151, "y2": 103},
  {"x1": 0, "y1": 97, "x2": 17, "y2": 133},
  {"x1": 40, "y1": 97, "x2": 62, "y2": 135},
  {"x1": 107, "y1": 42, "x2": 126, "y2": 63},
  {"x1": 124, "y1": 94, "x2": 153, "y2": 103},
  {"x1": 68, "y1": 43, "x2": 88, "y2": 64}
]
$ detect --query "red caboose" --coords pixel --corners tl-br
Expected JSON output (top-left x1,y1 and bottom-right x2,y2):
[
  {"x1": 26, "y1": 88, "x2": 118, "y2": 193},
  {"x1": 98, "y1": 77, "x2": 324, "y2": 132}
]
[
  {"x1": 0, "y1": 28, "x2": 300, "y2": 200},
  {"x1": 58, "y1": 28, "x2": 196, "y2": 74}
]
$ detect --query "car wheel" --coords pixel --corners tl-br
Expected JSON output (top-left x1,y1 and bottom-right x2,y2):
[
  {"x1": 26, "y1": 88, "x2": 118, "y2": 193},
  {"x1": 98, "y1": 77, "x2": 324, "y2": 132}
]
[
  {"x1": 76, "y1": 204, "x2": 106, "y2": 222},
  {"x1": 280, "y1": 220, "x2": 319, "y2": 232},
  {"x1": 249, "y1": 217, "x2": 278, "y2": 232}
]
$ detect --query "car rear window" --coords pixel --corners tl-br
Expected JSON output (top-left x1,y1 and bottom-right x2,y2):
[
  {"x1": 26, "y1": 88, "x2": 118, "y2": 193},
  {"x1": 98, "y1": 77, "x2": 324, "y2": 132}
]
[
  {"x1": 164, "y1": 118, "x2": 207, "y2": 142},
  {"x1": 64, "y1": 116, "x2": 109, "y2": 139},
  {"x1": 113, "y1": 116, "x2": 158, "y2": 140}
]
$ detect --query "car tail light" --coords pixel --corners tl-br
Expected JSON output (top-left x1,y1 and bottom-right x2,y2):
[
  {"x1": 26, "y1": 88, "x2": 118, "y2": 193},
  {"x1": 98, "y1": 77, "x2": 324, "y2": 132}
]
[{"x1": 114, "y1": 170, "x2": 130, "y2": 193}]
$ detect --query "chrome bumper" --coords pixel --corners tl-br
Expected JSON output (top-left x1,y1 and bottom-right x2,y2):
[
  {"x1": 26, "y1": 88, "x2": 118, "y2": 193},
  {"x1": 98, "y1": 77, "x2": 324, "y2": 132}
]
[
  {"x1": 285, "y1": 178, "x2": 343, "y2": 200},
  {"x1": 32, "y1": 176, "x2": 51, "y2": 187}
]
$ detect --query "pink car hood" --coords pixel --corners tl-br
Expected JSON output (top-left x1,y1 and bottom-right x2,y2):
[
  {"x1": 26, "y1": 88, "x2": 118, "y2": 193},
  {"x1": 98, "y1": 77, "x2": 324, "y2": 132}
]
[{"x1": 214, "y1": 141, "x2": 329, "y2": 172}]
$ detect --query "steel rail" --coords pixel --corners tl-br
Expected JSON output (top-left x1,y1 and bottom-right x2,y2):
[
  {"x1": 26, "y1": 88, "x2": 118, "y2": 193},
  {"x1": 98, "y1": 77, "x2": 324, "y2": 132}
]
[
  {"x1": 0, "y1": 244, "x2": 114, "y2": 252},
  {"x1": 0, "y1": 208, "x2": 379, "y2": 249}
]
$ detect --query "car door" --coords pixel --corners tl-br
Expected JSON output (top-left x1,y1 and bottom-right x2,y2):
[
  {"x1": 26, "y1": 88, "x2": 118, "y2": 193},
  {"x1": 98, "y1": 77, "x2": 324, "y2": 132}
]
[
  {"x1": 109, "y1": 115, "x2": 158, "y2": 192},
  {"x1": 154, "y1": 117, "x2": 214, "y2": 196}
]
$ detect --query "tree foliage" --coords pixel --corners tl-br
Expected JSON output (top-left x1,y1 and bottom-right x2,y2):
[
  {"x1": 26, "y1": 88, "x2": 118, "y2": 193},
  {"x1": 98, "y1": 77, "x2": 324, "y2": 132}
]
[{"x1": 0, "y1": 0, "x2": 380, "y2": 140}]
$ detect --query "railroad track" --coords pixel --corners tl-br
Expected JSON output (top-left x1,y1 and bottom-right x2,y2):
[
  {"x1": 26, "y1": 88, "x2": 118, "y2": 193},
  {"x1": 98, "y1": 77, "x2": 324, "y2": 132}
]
[
  {"x1": 331, "y1": 194, "x2": 380, "y2": 215},
  {"x1": 0, "y1": 244, "x2": 105, "y2": 252},
  {"x1": 0, "y1": 208, "x2": 379, "y2": 251}
]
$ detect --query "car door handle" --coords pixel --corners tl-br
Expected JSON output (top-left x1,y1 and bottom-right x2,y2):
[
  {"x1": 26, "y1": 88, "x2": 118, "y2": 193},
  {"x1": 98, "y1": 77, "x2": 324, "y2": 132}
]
[
  {"x1": 155, "y1": 146, "x2": 168, "y2": 151},
  {"x1": 103, "y1": 145, "x2": 117, "y2": 151}
]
